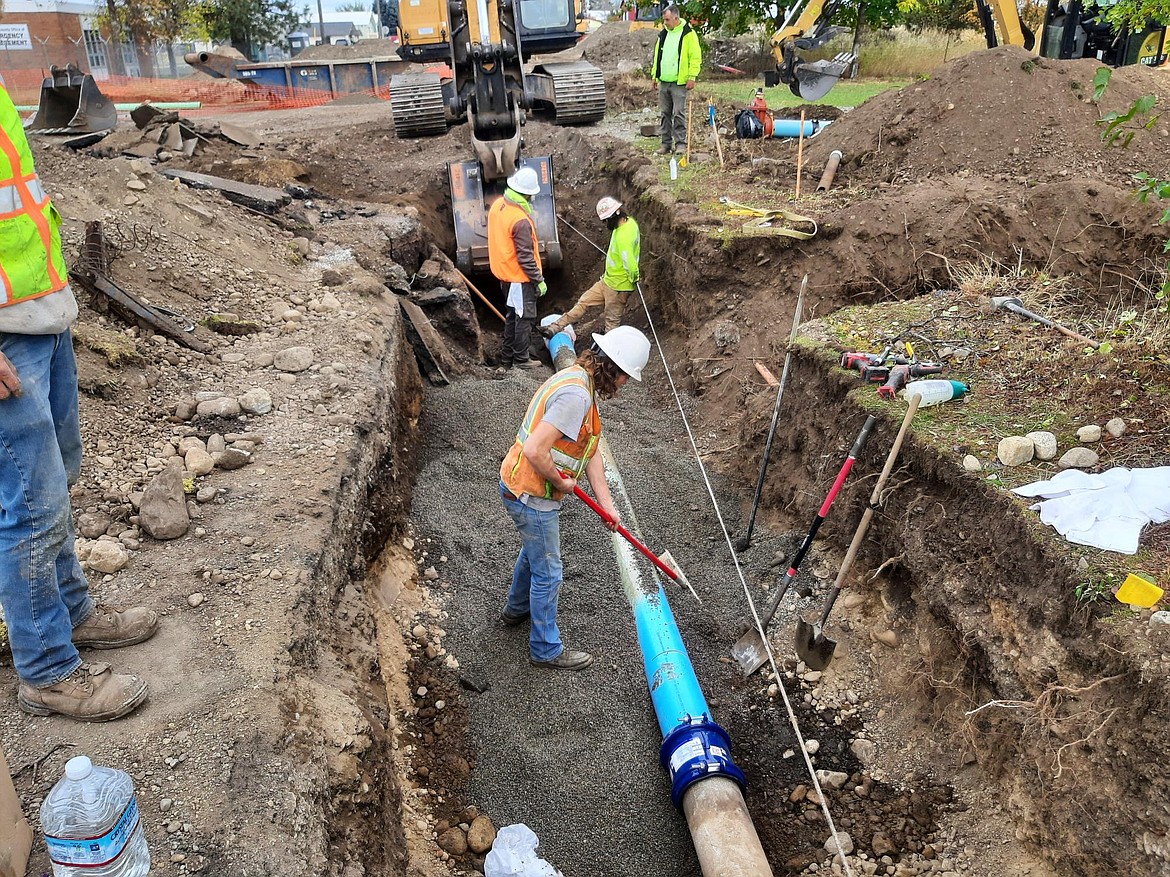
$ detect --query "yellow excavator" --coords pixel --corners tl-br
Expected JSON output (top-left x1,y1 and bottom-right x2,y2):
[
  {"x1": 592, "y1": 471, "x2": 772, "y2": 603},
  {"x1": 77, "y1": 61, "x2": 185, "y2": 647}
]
[
  {"x1": 392, "y1": 0, "x2": 605, "y2": 272},
  {"x1": 769, "y1": 0, "x2": 1167, "y2": 101}
]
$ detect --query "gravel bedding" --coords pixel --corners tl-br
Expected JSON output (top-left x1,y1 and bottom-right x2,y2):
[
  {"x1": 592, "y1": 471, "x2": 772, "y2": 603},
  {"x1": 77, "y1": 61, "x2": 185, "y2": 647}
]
[{"x1": 411, "y1": 354, "x2": 812, "y2": 877}]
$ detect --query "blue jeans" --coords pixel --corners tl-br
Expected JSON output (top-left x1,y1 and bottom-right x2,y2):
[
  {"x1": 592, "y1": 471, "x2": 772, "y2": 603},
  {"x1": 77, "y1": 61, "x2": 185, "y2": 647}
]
[
  {"x1": 0, "y1": 330, "x2": 91, "y2": 687},
  {"x1": 500, "y1": 483, "x2": 564, "y2": 661}
]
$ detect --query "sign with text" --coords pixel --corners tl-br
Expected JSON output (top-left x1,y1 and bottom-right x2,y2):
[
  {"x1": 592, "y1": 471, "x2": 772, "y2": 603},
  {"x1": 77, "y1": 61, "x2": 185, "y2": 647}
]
[{"x1": 0, "y1": 24, "x2": 33, "y2": 51}]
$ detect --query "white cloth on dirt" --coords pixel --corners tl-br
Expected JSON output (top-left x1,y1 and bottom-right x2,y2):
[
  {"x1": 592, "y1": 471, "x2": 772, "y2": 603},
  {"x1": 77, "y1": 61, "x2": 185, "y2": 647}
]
[
  {"x1": 1012, "y1": 466, "x2": 1170, "y2": 554},
  {"x1": 484, "y1": 824, "x2": 563, "y2": 877},
  {"x1": 507, "y1": 281, "x2": 524, "y2": 318}
]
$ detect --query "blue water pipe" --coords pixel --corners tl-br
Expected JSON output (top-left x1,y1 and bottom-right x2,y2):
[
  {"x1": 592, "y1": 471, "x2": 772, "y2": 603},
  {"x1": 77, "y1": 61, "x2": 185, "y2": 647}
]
[{"x1": 772, "y1": 118, "x2": 830, "y2": 138}]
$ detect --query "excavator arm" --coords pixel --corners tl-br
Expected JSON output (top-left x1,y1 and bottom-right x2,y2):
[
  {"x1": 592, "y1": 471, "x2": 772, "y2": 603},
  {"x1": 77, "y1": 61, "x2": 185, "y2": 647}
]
[{"x1": 767, "y1": 0, "x2": 857, "y2": 100}]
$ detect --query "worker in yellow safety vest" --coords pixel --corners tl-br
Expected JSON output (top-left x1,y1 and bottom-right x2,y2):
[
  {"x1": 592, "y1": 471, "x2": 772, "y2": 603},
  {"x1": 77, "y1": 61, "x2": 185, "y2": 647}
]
[
  {"x1": 0, "y1": 75, "x2": 159, "y2": 722},
  {"x1": 651, "y1": 4, "x2": 702, "y2": 155},
  {"x1": 488, "y1": 165, "x2": 548, "y2": 370},
  {"x1": 498, "y1": 326, "x2": 651, "y2": 670}
]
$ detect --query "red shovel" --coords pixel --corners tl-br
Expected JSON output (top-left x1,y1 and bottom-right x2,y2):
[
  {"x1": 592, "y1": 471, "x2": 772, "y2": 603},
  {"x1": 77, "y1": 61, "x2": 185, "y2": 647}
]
[{"x1": 572, "y1": 486, "x2": 700, "y2": 602}]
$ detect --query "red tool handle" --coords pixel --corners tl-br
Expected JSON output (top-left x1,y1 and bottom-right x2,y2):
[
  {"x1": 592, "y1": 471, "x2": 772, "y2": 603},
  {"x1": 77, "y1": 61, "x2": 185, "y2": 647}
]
[
  {"x1": 571, "y1": 485, "x2": 682, "y2": 584},
  {"x1": 877, "y1": 364, "x2": 909, "y2": 399}
]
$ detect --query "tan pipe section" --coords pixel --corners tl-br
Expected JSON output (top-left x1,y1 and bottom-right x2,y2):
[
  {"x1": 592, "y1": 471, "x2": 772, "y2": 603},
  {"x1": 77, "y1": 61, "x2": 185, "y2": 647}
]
[
  {"x1": 683, "y1": 776, "x2": 774, "y2": 876},
  {"x1": 816, "y1": 149, "x2": 843, "y2": 192}
]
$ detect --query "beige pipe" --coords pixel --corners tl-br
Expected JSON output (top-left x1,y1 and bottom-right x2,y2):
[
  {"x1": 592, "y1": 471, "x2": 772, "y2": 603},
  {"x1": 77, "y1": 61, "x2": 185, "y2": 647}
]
[
  {"x1": 682, "y1": 776, "x2": 774, "y2": 877},
  {"x1": 816, "y1": 149, "x2": 843, "y2": 192}
]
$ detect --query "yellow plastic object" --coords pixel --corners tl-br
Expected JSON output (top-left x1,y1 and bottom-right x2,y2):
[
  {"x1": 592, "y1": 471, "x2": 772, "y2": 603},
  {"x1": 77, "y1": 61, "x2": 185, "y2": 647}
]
[{"x1": 1116, "y1": 573, "x2": 1163, "y2": 608}]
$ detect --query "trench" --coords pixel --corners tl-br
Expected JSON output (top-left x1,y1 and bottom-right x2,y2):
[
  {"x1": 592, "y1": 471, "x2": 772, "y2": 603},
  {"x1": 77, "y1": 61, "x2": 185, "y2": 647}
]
[{"x1": 296, "y1": 139, "x2": 1170, "y2": 877}]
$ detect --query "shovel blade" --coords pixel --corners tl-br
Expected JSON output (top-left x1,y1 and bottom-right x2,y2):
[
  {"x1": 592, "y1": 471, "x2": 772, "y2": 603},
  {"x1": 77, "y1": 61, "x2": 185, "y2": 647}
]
[
  {"x1": 789, "y1": 52, "x2": 855, "y2": 102},
  {"x1": 794, "y1": 618, "x2": 836, "y2": 671},
  {"x1": 730, "y1": 628, "x2": 770, "y2": 676}
]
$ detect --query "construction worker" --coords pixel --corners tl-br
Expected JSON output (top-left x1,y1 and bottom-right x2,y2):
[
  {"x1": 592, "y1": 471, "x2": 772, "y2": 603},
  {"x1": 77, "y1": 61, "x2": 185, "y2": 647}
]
[
  {"x1": 542, "y1": 197, "x2": 639, "y2": 337},
  {"x1": 488, "y1": 165, "x2": 547, "y2": 370},
  {"x1": 651, "y1": 4, "x2": 702, "y2": 155},
  {"x1": 499, "y1": 326, "x2": 651, "y2": 671},
  {"x1": 0, "y1": 75, "x2": 158, "y2": 721}
]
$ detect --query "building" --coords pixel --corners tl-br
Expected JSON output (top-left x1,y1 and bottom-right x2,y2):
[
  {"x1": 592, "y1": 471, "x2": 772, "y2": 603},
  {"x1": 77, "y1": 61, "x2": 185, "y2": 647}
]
[
  {"x1": 0, "y1": 0, "x2": 105, "y2": 96},
  {"x1": 304, "y1": 12, "x2": 380, "y2": 45}
]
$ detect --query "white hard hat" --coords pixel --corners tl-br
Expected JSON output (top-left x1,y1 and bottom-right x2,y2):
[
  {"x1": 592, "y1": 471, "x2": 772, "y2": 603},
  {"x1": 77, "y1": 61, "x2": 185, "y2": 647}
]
[
  {"x1": 507, "y1": 166, "x2": 541, "y2": 196},
  {"x1": 593, "y1": 325, "x2": 650, "y2": 381},
  {"x1": 596, "y1": 196, "x2": 622, "y2": 221}
]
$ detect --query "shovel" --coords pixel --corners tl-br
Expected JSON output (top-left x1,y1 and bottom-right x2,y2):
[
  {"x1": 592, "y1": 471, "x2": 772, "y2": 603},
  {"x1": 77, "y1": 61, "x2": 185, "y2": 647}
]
[
  {"x1": 796, "y1": 393, "x2": 921, "y2": 671},
  {"x1": 989, "y1": 295, "x2": 1100, "y2": 349},
  {"x1": 572, "y1": 485, "x2": 701, "y2": 603},
  {"x1": 680, "y1": 94, "x2": 694, "y2": 168},
  {"x1": 26, "y1": 64, "x2": 117, "y2": 135},
  {"x1": 730, "y1": 414, "x2": 877, "y2": 675}
]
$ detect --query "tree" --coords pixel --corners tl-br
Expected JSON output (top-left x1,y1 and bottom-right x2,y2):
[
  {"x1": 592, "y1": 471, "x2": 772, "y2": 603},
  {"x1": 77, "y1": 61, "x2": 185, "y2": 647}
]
[
  {"x1": 199, "y1": 0, "x2": 304, "y2": 60},
  {"x1": 336, "y1": 1, "x2": 367, "y2": 9},
  {"x1": 376, "y1": 0, "x2": 400, "y2": 36},
  {"x1": 898, "y1": 0, "x2": 978, "y2": 33},
  {"x1": 1106, "y1": 0, "x2": 1170, "y2": 30}
]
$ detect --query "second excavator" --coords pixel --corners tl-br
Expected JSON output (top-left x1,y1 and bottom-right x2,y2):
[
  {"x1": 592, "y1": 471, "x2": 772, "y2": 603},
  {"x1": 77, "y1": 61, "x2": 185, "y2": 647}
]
[{"x1": 392, "y1": 0, "x2": 605, "y2": 273}]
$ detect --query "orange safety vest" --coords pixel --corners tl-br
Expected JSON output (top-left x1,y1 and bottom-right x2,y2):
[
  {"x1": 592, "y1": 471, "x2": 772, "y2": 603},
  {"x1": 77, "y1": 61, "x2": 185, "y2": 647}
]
[
  {"x1": 0, "y1": 80, "x2": 69, "y2": 307},
  {"x1": 487, "y1": 194, "x2": 542, "y2": 284},
  {"x1": 501, "y1": 365, "x2": 601, "y2": 502}
]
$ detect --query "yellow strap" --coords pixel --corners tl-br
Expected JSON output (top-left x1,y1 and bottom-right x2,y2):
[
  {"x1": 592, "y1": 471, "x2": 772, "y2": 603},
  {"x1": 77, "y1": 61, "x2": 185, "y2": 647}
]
[{"x1": 718, "y1": 197, "x2": 818, "y2": 240}]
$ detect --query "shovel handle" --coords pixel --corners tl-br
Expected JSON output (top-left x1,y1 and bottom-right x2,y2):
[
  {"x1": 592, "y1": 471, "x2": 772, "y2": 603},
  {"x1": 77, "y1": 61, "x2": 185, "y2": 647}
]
[{"x1": 572, "y1": 485, "x2": 682, "y2": 585}]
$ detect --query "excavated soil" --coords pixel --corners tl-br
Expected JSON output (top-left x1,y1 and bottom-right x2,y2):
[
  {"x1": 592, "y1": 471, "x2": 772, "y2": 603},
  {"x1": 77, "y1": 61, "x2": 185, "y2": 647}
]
[{"x1": 5, "y1": 36, "x2": 1170, "y2": 877}]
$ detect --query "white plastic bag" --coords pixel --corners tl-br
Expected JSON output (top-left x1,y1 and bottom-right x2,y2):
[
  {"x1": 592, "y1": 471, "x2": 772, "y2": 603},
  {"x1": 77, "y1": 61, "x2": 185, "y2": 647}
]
[{"x1": 484, "y1": 824, "x2": 564, "y2": 877}]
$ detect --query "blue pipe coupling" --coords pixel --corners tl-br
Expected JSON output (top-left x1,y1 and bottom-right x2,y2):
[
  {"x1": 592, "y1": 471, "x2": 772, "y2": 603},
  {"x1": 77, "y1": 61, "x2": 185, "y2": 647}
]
[{"x1": 659, "y1": 714, "x2": 747, "y2": 809}]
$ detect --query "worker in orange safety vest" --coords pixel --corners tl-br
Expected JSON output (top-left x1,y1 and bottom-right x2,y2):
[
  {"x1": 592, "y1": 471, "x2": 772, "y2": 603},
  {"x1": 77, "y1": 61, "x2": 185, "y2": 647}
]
[{"x1": 487, "y1": 165, "x2": 548, "y2": 370}]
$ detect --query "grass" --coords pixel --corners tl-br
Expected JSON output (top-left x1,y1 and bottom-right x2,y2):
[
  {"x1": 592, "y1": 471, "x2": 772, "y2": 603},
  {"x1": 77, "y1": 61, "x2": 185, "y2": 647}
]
[{"x1": 697, "y1": 77, "x2": 905, "y2": 110}]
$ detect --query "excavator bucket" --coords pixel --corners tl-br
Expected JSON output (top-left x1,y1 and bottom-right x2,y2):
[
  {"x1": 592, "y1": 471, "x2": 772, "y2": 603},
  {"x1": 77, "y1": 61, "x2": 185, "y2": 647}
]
[
  {"x1": 26, "y1": 64, "x2": 117, "y2": 135},
  {"x1": 788, "y1": 51, "x2": 856, "y2": 101}
]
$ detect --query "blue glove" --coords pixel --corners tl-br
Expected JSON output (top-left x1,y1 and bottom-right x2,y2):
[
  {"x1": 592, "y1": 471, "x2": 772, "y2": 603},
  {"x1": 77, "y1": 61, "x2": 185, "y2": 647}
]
[{"x1": 537, "y1": 280, "x2": 548, "y2": 297}]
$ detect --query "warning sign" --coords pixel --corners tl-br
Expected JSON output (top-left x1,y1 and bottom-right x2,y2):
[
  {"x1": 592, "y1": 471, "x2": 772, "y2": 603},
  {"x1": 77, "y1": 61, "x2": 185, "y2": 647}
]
[{"x1": 0, "y1": 24, "x2": 32, "y2": 51}]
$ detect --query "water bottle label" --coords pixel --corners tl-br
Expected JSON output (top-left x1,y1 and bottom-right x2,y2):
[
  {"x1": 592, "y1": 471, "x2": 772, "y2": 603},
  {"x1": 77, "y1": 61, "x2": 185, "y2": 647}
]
[{"x1": 46, "y1": 794, "x2": 141, "y2": 867}]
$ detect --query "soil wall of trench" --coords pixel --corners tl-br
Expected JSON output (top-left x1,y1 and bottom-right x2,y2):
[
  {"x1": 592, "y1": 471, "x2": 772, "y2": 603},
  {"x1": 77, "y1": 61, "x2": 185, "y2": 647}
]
[{"x1": 594, "y1": 156, "x2": 1170, "y2": 875}]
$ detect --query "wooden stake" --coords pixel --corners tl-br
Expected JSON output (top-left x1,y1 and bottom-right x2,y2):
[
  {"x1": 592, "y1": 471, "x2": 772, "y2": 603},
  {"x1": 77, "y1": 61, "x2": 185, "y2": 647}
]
[
  {"x1": 710, "y1": 102, "x2": 724, "y2": 168},
  {"x1": 795, "y1": 108, "x2": 806, "y2": 200},
  {"x1": 455, "y1": 267, "x2": 506, "y2": 323}
]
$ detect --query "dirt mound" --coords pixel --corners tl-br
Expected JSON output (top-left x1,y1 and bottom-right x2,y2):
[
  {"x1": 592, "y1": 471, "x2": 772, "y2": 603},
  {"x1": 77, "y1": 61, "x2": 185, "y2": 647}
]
[
  {"x1": 804, "y1": 46, "x2": 1170, "y2": 188},
  {"x1": 294, "y1": 38, "x2": 402, "y2": 61},
  {"x1": 580, "y1": 22, "x2": 658, "y2": 70}
]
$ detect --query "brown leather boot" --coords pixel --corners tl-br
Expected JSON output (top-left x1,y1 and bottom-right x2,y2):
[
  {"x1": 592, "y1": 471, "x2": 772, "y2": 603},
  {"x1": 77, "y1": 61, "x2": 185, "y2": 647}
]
[
  {"x1": 18, "y1": 662, "x2": 148, "y2": 721},
  {"x1": 72, "y1": 605, "x2": 159, "y2": 649}
]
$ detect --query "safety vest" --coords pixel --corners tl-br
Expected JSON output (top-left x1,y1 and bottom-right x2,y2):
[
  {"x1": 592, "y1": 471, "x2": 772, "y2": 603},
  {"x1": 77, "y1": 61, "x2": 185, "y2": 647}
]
[
  {"x1": 500, "y1": 365, "x2": 601, "y2": 502},
  {"x1": 0, "y1": 81, "x2": 69, "y2": 307},
  {"x1": 487, "y1": 193, "x2": 542, "y2": 283}
]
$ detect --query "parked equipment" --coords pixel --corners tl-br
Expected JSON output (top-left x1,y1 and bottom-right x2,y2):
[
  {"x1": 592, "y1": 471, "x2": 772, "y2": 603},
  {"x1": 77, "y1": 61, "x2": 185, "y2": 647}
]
[
  {"x1": 737, "y1": 275, "x2": 807, "y2": 552},
  {"x1": 795, "y1": 393, "x2": 921, "y2": 671},
  {"x1": 25, "y1": 64, "x2": 116, "y2": 135},
  {"x1": 731, "y1": 414, "x2": 877, "y2": 675},
  {"x1": 990, "y1": 295, "x2": 1100, "y2": 348}
]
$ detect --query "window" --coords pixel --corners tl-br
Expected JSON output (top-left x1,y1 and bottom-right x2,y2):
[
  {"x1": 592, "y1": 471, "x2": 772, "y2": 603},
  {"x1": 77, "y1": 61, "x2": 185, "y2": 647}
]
[
  {"x1": 83, "y1": 29, "x2": 108, "y2": 71},
  {"x1": 518, "y1": 0, "x2": 570, "y2": 30}
]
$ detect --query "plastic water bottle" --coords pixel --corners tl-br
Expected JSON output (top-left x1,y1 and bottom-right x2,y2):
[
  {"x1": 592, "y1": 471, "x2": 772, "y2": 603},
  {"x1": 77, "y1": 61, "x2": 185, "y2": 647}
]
[
  {"x1": 901, "y1": 379, "x2": 969, "y2": 408},
  {"x1": 40, "y1": 756, "x2": 150, "y2": 877},
  {"x1": 669, "y1": 156, "x2": 678, "y2": 180}
]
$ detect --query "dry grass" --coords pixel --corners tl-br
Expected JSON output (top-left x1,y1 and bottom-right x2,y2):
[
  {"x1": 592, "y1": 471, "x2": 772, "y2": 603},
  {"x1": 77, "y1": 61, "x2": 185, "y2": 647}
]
[{"x1": 852, "y1": 28, "x2": 987, "y2": 79}]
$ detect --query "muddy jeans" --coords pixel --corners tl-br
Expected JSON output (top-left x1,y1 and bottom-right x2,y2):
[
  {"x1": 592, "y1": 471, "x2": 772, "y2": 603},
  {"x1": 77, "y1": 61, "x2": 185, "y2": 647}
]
[
  {"x1": 500, "y1": 483, "x2": 565, "y2": 662},
  {"x1": 658, "y1": 82, "x2": 689, "y2": 150},
  {"x1": 0, "y1": 330, "x2": 93, "y2": 688},
  {"x1": 554, "y1": 279, "x2": 630, "y2": 334},
  {"x1": 501, "y1": 281, "x2": 539, "y2": 364}
]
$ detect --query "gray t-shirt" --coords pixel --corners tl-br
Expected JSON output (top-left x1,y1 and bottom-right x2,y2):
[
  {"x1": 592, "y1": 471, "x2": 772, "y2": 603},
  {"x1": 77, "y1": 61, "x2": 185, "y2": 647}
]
[
  {"x1": 0, "y1": 285, "x2": 78, "y2": 335},
  {"x1": 521, "y1": 382, "x2": 592, "y2": 511}
]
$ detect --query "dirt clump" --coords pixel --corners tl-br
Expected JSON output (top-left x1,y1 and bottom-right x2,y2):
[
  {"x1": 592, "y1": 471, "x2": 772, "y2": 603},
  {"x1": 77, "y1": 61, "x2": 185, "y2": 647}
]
[{"x1": 294, "y1": 38, "x2": 403, "y2": 62}]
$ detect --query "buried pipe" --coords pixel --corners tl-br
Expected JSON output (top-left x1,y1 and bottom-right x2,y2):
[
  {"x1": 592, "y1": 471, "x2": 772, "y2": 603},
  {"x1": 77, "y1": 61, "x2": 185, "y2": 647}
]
[
  {"x1": 543, "y1": 332, "x2": 772, "y2": 876},
  {"x1": 817, "y1": 149, "x2": 843, "y2": 192}
]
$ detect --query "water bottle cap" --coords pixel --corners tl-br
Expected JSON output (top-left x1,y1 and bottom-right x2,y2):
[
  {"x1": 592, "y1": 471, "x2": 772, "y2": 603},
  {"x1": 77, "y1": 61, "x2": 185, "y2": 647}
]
[{"x1": 65, "y1": 755, "x2": 93, "y2": 781}]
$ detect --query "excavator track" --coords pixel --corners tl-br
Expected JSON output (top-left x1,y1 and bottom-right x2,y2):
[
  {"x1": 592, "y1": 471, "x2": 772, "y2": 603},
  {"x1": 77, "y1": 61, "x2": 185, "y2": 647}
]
[
  {"x1": 389, "y1": 73, "x2": 448, "y2": 138},
  {"x1": 531, "y1": 61, "x2": 606, "y2": 126}
]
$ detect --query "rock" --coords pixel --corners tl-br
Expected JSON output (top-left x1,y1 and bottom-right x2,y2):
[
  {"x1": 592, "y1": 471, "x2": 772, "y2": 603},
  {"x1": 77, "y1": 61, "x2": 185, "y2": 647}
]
[
  {"x1": 1025, "y1": 431, "x2": 1058, "y2": 461},
  {"x1": 196, "y1": 397, "x2": 242, "y2": 418},
  {"x1": 195, "y1": 486, "x2": 217, "y2": 503},
  {"x1": 423, "y1": 566, "x2": 439, "y2": 581},
  {"x1": 126, "y1": 178, "x2": 147, "y2": 191},
  {"x1": 215, "y1": 448, "x2": 252, "y2": 470},
  {"x1": 320, "y1": 268, "x2": 346, "y2": 287},
  {"x1": 184, "y1": 447, "x2": 215, "y2": 477},
  {"x1": 1076, "y1": 424, "x2": 1102, "y2": 443},
  {"x1": 274, "y1": 346, "x2": 314, "y2": 373},
  {"x1": 825, "y1": 831, "x2": 854, "y2": 856},
  {"x1": 238, "y1": 387, "x2": 273, "y2": 415},
  {"x1": 437, "y1": 827, "x2": 467, "y2": 856},
  {"x1": 804, "y1": 739, "x2": 820, "y2": 754},
  {"x1": 1058, "y1": 447, "x2": 1099, "y2": 470},
  {"x1": 87, "y1": 541, "x2": 129, "y2": 574},
  {"x1": 206, "y1": 434, "x2": 226, "y2": 454},
  {"x1": 129, "y1": 157, "x2": 154, "y2": 176},
  {"x1": 962, "y1": 454, "x2": 982, "y2": 472},
  {"x1": 187, "y1": 592, "x2": 205, "y2": 608},
  {"x1": 1150, "y1": 611, "x2": 1170, "y2": 627},
  {"x1": 139, "y1": 460, "x2": 190, "y2": 540},
  {"x1": 871, "y1": 832, "x2": 897, "y2": 856},
  {"x1": 851, "y1": 738, "x2": 877, "y2": 764},
  {"x1": 816, "y1": 770, "x2": 850, "y2": 790},
  {"x1": 873, "y1": 629, "x2": 898, "y2": 647},
  {"x1": 175, "y1": 398, "x2": 197, "y2": 420},
  {"x1": 466, "y1": 815, "x2": 496, "y2": 854},
  {"x1": 1106, "y1": 417, "x2": 1127, "y2": 438},
  {"x1": 77, "y1": 511, "x2": 113, "y2": 539},
  {"x1": 318, "y1": 293, "x2": 342, "y2": 312},
  {"x1": 997, "y1": 435, "x2": 1034, "y2": 467}
]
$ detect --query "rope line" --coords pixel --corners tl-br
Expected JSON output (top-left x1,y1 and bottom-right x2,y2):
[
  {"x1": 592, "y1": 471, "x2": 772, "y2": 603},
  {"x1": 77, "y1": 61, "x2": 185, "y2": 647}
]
[{"x1": 555, "y1": 213, "x2": 856, "y2": 877}]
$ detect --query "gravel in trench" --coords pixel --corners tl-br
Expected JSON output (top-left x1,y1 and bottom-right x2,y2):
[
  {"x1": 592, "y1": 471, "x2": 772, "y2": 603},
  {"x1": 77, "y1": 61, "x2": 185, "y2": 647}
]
[{"x1": 411, "y1": 354, "x2": 816, "y2": 877}]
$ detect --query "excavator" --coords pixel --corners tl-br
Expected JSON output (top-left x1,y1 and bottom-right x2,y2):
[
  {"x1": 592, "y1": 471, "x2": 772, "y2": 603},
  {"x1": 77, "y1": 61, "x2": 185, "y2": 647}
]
[
  {"x1": 768, "y1": 0, "x2": 1168, "y2": 101},
  {"x1": 392, "y1": 0, "x2": 605, "y2": 272}
]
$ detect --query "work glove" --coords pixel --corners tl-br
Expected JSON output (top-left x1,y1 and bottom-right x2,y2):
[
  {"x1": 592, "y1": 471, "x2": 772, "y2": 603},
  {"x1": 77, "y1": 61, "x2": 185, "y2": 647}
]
[{"x1": 537, "y1": 280, "x2": 548, "y2": 297}]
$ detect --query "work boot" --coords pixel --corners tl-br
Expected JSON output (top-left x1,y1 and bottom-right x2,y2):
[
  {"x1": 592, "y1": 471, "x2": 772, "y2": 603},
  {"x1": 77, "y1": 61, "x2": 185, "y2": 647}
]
[
  {"x1": 529, "y1": 649, "x2": 594, "y2": 671},
  {"x1": 18, "y1": 662, "x2": 149, "y2": 722},
  {"x1": 72, "y1": 605, "x2": 160, "y2": 649},
  {"x1": 500, "y1": 608, "x2": 530, "y2": 626},
  {"x1": 514, "y1": 359, "x2": 544, "y2": 370},
  {"x1": 674, "y1": 146, "x2": 687, "y2": 155},
  {"x1": 654, "y1": 145, "x2": 672, "y2": 155}
]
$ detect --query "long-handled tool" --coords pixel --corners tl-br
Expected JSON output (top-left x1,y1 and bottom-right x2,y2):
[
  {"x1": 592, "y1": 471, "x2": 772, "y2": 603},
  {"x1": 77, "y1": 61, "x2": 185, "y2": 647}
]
[
  {"x1": 709, "y1": 102, "x2": 725, "y2": 168},
  {"x1": 737, "y1": 275, "x2": 807, "y2": 552},
  {"x1": 573, "y1": 485, "x2": 701, "y2": 603},
  {"x1": 681, "y1": 94, "x2": 694, "y2": 168},
  {"x1": 795, "y1": 393, "x2": 922, "y2": 671},
  {"x1": 731, "y1": 414, "x2": 877, "y2": 675},
  {"x1": 990, "y1": 295, "x2": 1099, "y2": 349}
]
